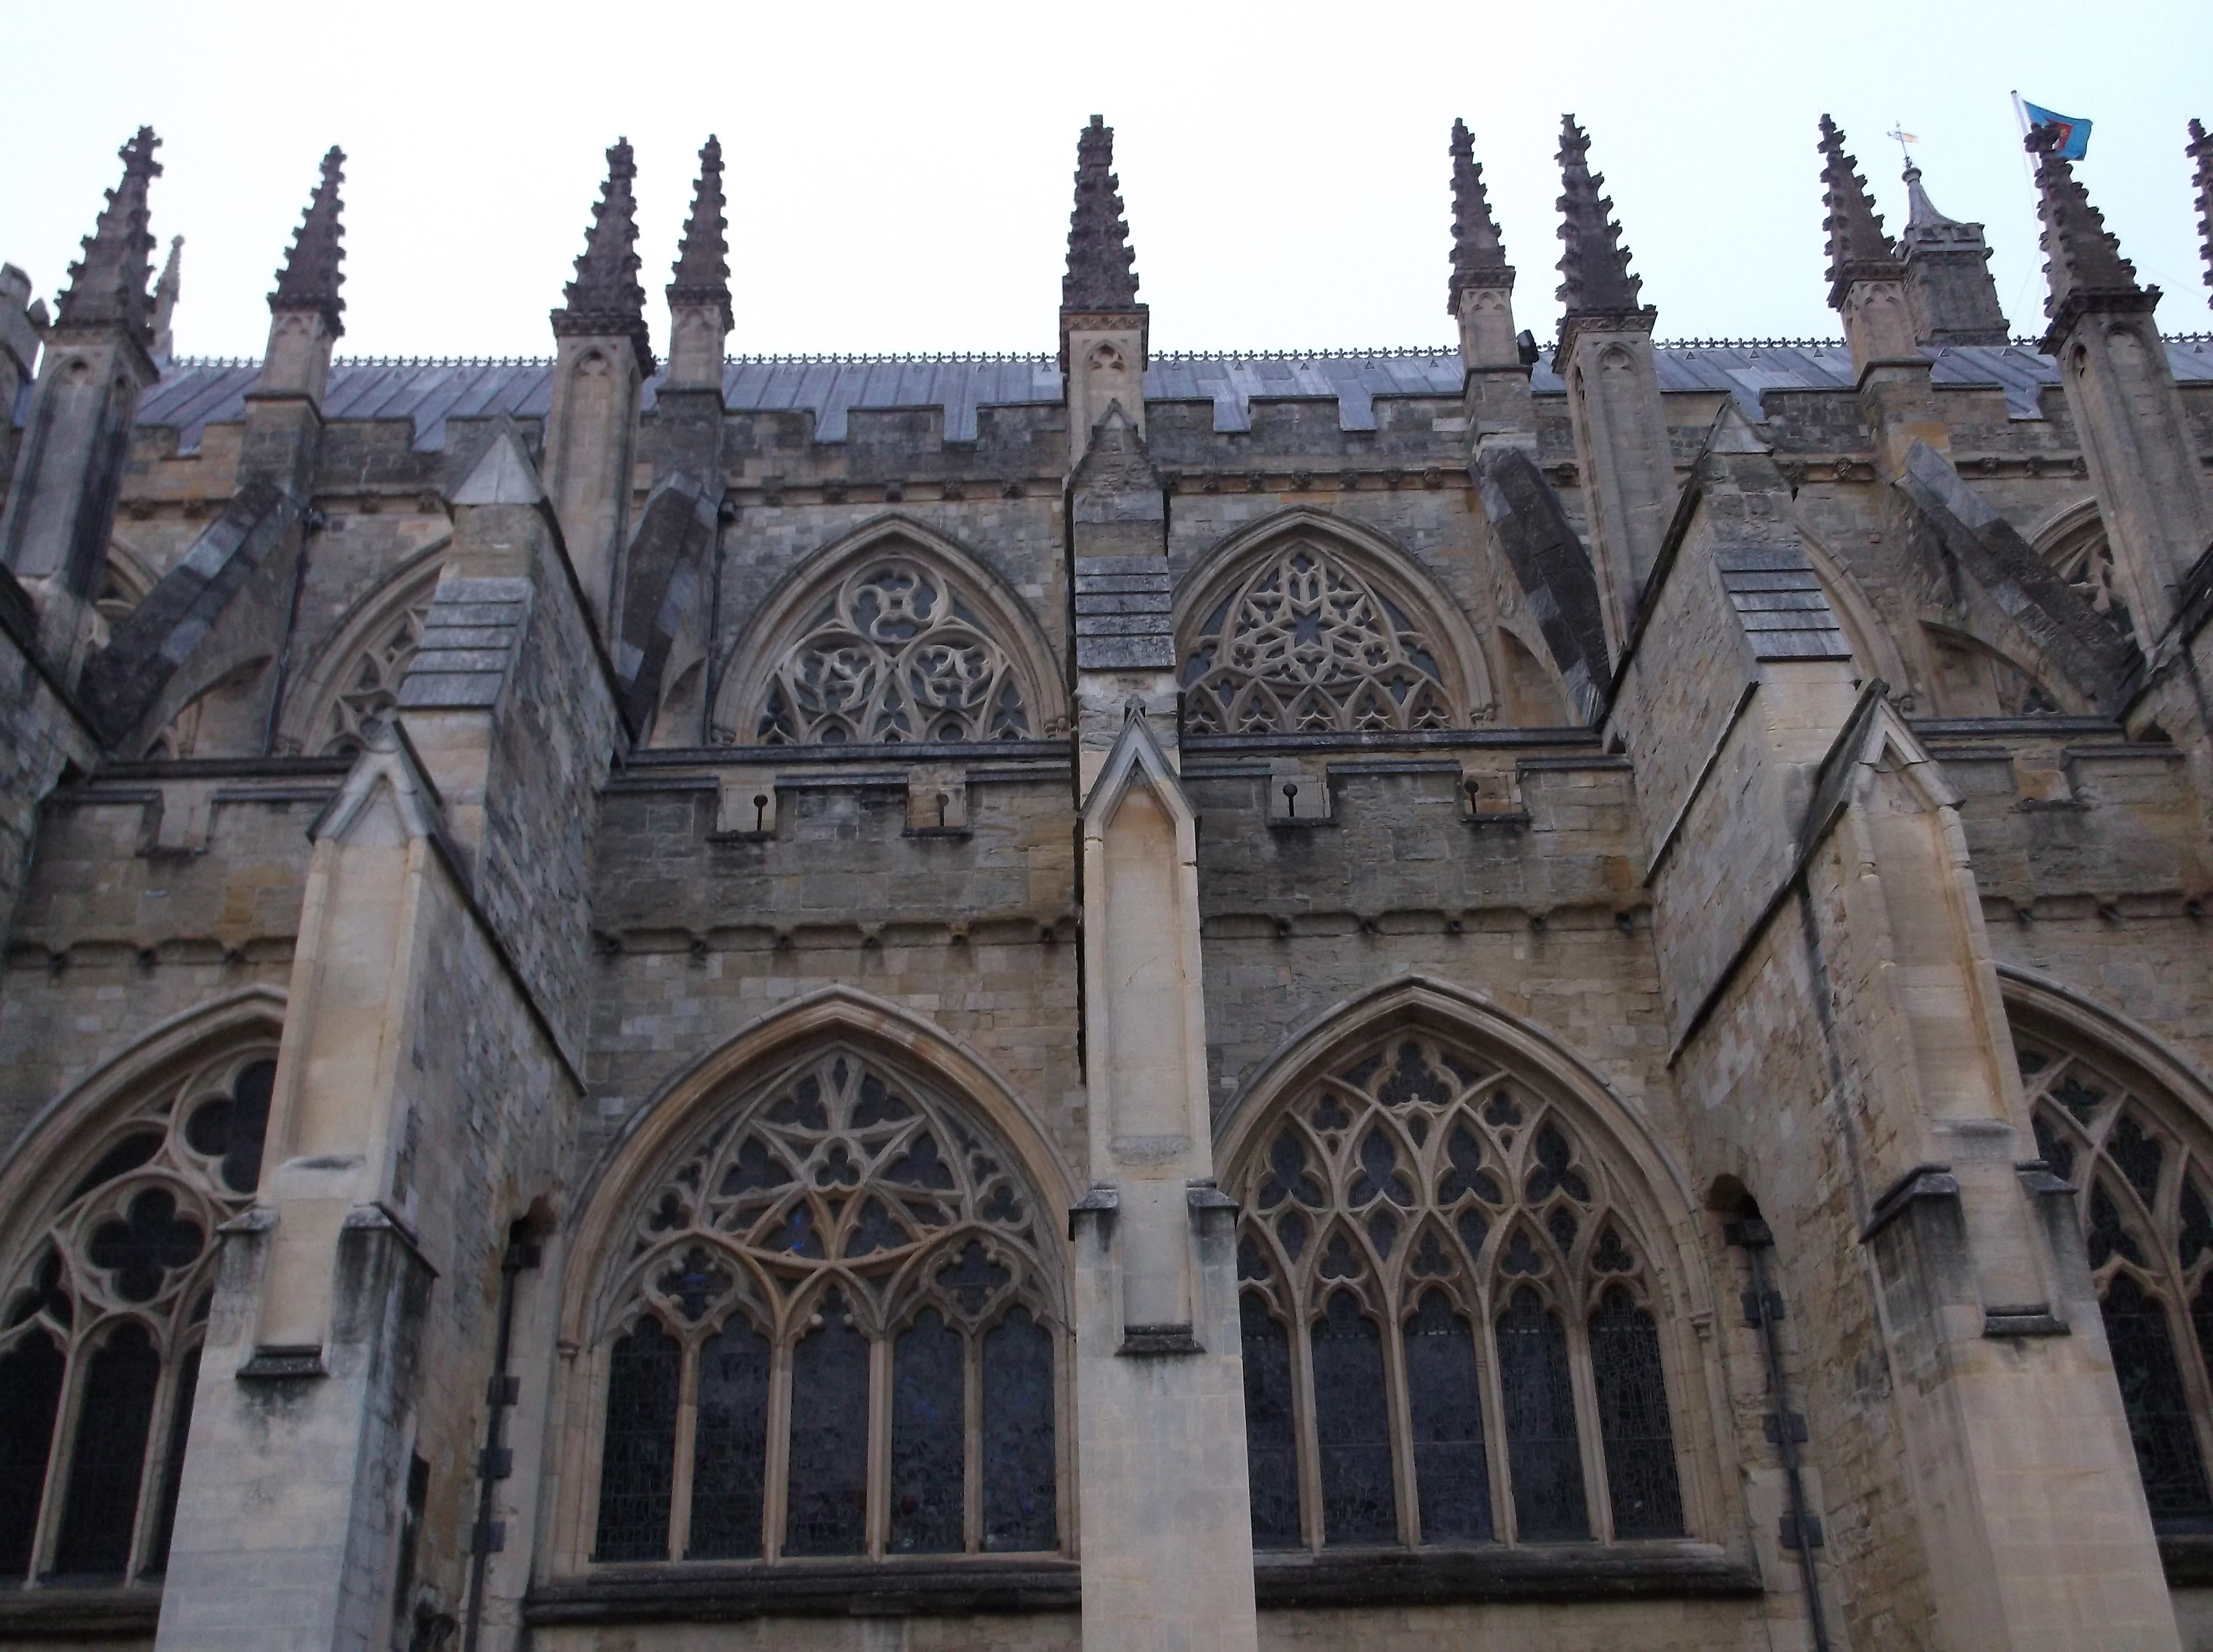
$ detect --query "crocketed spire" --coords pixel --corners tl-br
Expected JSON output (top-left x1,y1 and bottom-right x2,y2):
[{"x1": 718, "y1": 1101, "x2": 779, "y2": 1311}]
[
  {"x1": 1447, "y1": 118, "x2": 1511, "y2": 312},
  {"x1": 554, "y1": 137, "x2": 654, "y2": 373},
  {"x1": 55, "y1": 126, "x2": 163, "y2": 343},
  {"x1": 1554, "y1": 116, "x2": 1646, "y2": 317},
  {"x1": 2026, "y1": 122, "x2": 2151, "y2": 345},
  {"x1": 668, "y1": 134, "x2": 732, "y2": 331},
  {"x1": 2190, "y1": 119, "x2": 2212, "y2": 307},
  {"x1": 1063, "y1": 115, "x2": 1140, "y2": 311},
  {"x1": 270, "y1": 146, "x2": 347, "y2": 334},
  {"x1": 1818, "y1": 115, "x2": 1902, "y2": 308}
]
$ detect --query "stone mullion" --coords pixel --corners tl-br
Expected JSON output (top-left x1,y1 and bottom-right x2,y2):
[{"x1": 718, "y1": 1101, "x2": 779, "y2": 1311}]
[
  {"x1": 962, "y1": 1325, "x2": 984, "y2": 1554},
  {"x1": 1475, "y1": 1289, "x2": 1515, "y2": 1545},
  {"x1": 666, "y1": 1336, "x2": 700, "y2": 1561},
  {"x1": 865, "y1": 1329, "x2": 890, "y2": 1560},
  {"x1": 30, "y1": 1331, "x2": 89, "y2": 1577},
  {"x1": 762, "y1": 1337, "x2": 793, "y2": 1560},
  {"x1": 127, "y1": 1334, "x2": 193, "y2": 1579},
  {"x1": 1289, "y1": 1302, "x2": 1325, "y2": 1552},
  {"x1": 1565, "y1": 1298, "x2": 1613, "y2": 1544},
  {"x1": 1380, "y1": 1292, "x2": 1420, "y2": 1548}
]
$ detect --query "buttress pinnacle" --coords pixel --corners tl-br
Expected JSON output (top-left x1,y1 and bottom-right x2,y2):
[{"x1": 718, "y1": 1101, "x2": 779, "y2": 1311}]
[
  {"x1": 270, "y1": 146, "x2": 348, "y2": 336},
  {"x1": 554, "y1": 137, "x2": 655, "y2": 375},
  {"x1": 1554, "y1": 117, "x2": 1647, "y2": 318},
  {"x1": 2189, "y1": 120, "x2": 2212, "y2": 309},
  {"x1": 1063, "y1": 115, "x2": 1140, "y2": 312},
  {"x1": 1447, "y1": 119, "x2": 1511, "y2": 314},
  {"x1": 1817, "y1": 116, "x2": 1902, "y2": 310},
  {"x1": 668, "y1": 135, "x2": 733, "y2": 333},
  {"x1": 56, "y1": 127, "x2": 163, "y2": 344},
  {"x1": 2026, "y1": 122, "x2": 2150, "y2": 347}
]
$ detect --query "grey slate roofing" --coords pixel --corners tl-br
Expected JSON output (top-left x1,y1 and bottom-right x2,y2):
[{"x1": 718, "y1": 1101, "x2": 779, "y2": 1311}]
[{"x1": 122, "y1": 338, "x2": 2213, "y2": 455}]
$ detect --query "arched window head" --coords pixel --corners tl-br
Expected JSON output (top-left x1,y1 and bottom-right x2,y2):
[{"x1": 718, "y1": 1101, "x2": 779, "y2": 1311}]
[
  {"x1": 586, "y1": 1046, "x2": 1062, "y2": 1565},
  {"x1": 319, "y1": 591, "x2": 434, "y2": 755},
  {"x1": 0, "y1": 1046, "x2": 274, "y2": 1581},
  {"x1": 2017, "y1": 1028, "x2": 2213, "y2": 1524},
  {"x1": 1180, "y1": 534, "x2": 1480, "y2": 736},
  {"x1": 2036, "y1": 503, "x2": 2129, "y2": 641},
  {"x1": 1227, "y1": 1030, "x2": 1684, "y2": 1550},
  {"x1": 742, "y1": 553, "x2": 1042, "y2": 747}
]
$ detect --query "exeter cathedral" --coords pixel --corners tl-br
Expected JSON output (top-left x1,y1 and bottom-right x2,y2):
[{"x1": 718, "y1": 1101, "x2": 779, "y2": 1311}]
[{"x1": 1, "y1": 101, "x2": 2212, "y2": 1652}]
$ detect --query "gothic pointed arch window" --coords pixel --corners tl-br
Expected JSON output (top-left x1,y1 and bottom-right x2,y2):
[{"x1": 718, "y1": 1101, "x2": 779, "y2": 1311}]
[
  {"x1": 0, "y1": 1045, "x2": 276, "y2": 1582},
  {"x1": 278, "y1": 557, "x2": 446, "y2": 758},
  {"x1": 1225, "y1": 1028, "x2": 1686, "y2": 1550},
  {"x1": 1179, "y1": 529, "x2": 1486, "y2": 736},
  {"x1": 722, "y1": 538, "x2": 1056, "y2": 748},
  {"x1": 2016, "y1": 1024, "x2": 2213, "y2": 1528},
  {"x1": 581, "y1": 1045, "x2": 1065, "y2": 1565}
]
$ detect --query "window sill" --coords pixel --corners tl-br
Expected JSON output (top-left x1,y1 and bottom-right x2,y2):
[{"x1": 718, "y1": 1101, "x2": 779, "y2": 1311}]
[
  {"x1": 525, "y1": 1556, "x2": 1082, "y2": 1625},
  {"x1": 1252, "y1": 1543, "x2": 1763, "y2": 1608},
  {"x1": 0, "y1": 1581, "x2": 163, "y2": 1637}
]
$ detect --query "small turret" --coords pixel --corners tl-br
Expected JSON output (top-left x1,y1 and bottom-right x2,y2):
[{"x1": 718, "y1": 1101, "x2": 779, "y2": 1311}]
[
  {"x1": 552, "y1": 138, "x2": 654, "y2": 377},
  {"x1": 666, "y1": 135, "x2": 732, "y2": 388},
  {"x1": 256, "y1": 147, "x2": 346, "y2": 405},
  {"x1": 1896, "y1": 151, "x2": 2009, "y2": 346},
  {"x1": 151, "y1": 237, "x2": 182, "y2": 363},
  {"x1": 1554, "y1": 115, "x2": 1650, "y2": 338},
  {"x1": 1060, "y1": 115, "x2": 1147, "y2": 440},
  {"x1": 1818, "y1": 117, "x2": 1918, "y2": 383},
  {"x1": 1447, "y1": 119, "x2": 1520, "y2": 375},
  {"x1": 55, "y1": 126, "x2": 163, "y2": 346},
  {"x1": 2027, "y1": 122, "x2": 2152, "y2": 351},
  {"x1": 2189, "y1": 119, "x2": 2212, "y2": 309}
]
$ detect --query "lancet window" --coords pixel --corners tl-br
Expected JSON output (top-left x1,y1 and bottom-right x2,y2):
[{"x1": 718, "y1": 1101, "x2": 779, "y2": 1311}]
[
  {"x1": 586, "y1": 1048, "x2": 1062, "y2": 1564},
  {"x1": 1228, "y1": 1032, "x2": 1685, "y2": 1550},
  {"x1": 1180, "y1": 539, "x2": 1466, "y2": 736},
  {"x1": 746, "y1": 558, "x2": 1035, "y2": 746},
  {"x1": 2020, "y1": 1031, "x2": 2213, "y2": 1528},
  {"x1": 0, "y1": 1048, "x2": 275, "y2": 1582}
]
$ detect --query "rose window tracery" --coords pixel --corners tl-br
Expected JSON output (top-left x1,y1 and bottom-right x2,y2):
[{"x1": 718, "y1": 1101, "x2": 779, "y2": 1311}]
[
  {"x1": 1227, "y1": 1032, "x2": 1684, "y2": 1550},
  {"x1": 750, "y1": 559, "x2": 1034, "y2": 746},
  {"x1": 588, "y1": 1047, "x2": 1061, "y2": 1565},
  {"x1": 1181, "y1": 542, "x2": 1464, "y2": 736}
]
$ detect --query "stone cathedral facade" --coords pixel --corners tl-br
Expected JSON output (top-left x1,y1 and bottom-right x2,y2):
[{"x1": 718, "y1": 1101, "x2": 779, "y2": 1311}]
[{"x1": 2, "y1": 102, "x2": 2213, "y2": 1652}]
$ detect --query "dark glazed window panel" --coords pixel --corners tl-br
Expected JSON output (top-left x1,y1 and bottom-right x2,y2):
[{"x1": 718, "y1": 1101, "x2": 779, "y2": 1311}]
[
  {"x1": 1403, "y1": 1291, "x2": 1492, "y2": 1543},
  {"x1": 1240, "y1": 1295, "x2": 1302, "y2": 1549},
  {"x1": 1311, "y1": 1292, "x2": 1398, "y2": 1546},
  {"x1": 85, "y1": 1189, "x2": 203, "y2": 1304},
  {"x1": 68, "y1": 1133, "x2": 164, "y2": 1203},
  {"x1": 0, "y1": 1331, "x2": 65, "y2": 1576},
  {"x1": 1496, "y1": 1287, "x2": 1589, "y2": 1542},
  {"x1": 1588, "y1": 1287, "x2": 1685, "y2": 1538},
  {"x1": 592, "y1": 1323, "x2": 680, "y2": 1562},
  {"x1": 786, "y1": 1297, "x2": 871, "y2": 1555},
  {"x1": 982, "y1": 1308, "x2": 1058, "y2": 1552},
  {"x1": 143, "y1": 1342, "x2": 202, "y2": 1575},
  {"x1": 54, "y1": 1322, "x2": 162, "y2": 1576},
  {"x1": 2101, "y1": 1274, "x2": 2213, "y2": 1523},
  {"x1": 688, "y1": 1318, "x2": 771, "y2": 1559},
  {"x1": 889, "y1": 1310, "x2": 965, "y2": 1554}
]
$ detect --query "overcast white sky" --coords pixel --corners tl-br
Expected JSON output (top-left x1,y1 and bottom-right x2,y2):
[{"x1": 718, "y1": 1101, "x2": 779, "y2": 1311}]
[{"x1": 2, "y1": 0, "x2": 2207, "y2": 362}]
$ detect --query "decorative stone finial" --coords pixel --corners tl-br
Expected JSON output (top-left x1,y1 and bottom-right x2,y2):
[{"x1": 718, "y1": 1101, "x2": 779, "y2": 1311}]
[
  {"x1": 1554, "y1": 116, "x2": 1647, "y2": 319},
  {"x1": 1447, "y1": 118, "x2": 1512, "y2": 313},
  {"x1": 2190, "y1": 119, "x2": 2212, "y2": 308},
  {"x1": 2026, "y1": 122, "x2": 2152, "y2": 348},
  {"x1": 151, "y1": 236, "x2": 182, "y2": 362},
  {"x1": 270, "y1": 146, "x2": 347, "y2": 335},
  {"x1": 1817, "y1": 116, "x2": 1903, "y2": 309},
  {"x1": 1064, "y1": 115, "x2": 1140, "y2": 311},
  {"x1": 554, "y1": 137, "x2": 655, "y2": 374},
  {"x1": 668, "y1": 134, "x2": 732, "y2": 332},
  {"x1": 55, "y1": 126, "x2": 163, "y2": 343}
]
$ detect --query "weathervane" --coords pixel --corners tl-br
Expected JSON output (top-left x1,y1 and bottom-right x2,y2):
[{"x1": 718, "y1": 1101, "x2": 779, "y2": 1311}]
[{"x1": 1886, "y1": 125, "x2": 1919, "y2": 168}]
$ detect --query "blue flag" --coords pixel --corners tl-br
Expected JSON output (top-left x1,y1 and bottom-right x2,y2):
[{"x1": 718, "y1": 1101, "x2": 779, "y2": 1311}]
[{"x1": 2021, "y1": 100, "x2": 2091, "y2": 159}]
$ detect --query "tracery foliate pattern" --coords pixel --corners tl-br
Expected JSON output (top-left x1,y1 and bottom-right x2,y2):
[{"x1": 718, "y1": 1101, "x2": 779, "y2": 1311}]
[
  {"x1": 1228, "y1": 1033, "x2": 1682, "y2": 1549},
  {"x1": 591, "y1": 1048, "x2": 1060, "y2": 1564},
  {"x1": 1181, "y1": 542, "x2": 1463, "y2": 735},
  {"x1": 0, "y1": 1048, "x2": 274, "y2": 1580},
  {"x1": 2042, "y1": 514, "x2": 2132, "y2": 641},
  {"x1": 2021, "y1": 1034, "x2": 2213, "y2": 1525},
  {"x1": 751, "y1": 559, "x2": 1033, "y2": 746},
  {"x1": 317, "y1": 591, "x2": 434, "y2": 755}
]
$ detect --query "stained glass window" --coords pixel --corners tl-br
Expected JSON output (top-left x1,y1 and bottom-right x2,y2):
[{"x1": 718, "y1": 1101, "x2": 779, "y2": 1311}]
[
  {"x1": 688, "y1": 1317, "x2": 771, "y2": 1559},
  {"x1": 586, "y1": 1046, "x2": 1062, "y2": 1566},
  {"x1": 1227, "y1": 1030, "x2": 1680, "y2": 1552},
  {"x1": 593, "y1": 1324, "x2": 680, "y2": 1562},
  {"x1": 2020, "y1": 1030, "x2": 2213, "y2": 1531},
  {"x1": 0, "y1": 1044, "x2": 272, "y2": 1582}
]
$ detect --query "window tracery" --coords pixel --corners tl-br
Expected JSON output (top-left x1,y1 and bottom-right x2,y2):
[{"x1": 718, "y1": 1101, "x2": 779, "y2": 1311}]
[
  {"x1": 2020, "y1": 1032, "x2": 2213, "y2": 1527},
  {"x1": 1181, "y1": 540, "x2": 1467, "y2": 736},
  {"x1": 748, "y1": 559, "x2": 1034, "y2": 746},
  {"x1": 1226, "y1": 1032, "x2": 1684, "y2": 1550},
  {"x1": 2038, "y1": 506, "x2": 2131, "y2": 642},
  {"x1": 0, "y1": 1048, "x2": 275, "y2": 1581},
  {"x1": 587, "y1": 1048, "x2": 1062, "y2": 1564},
  {"x1": 317, "y1": 591, "x2": 435, "y2": 756}
]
